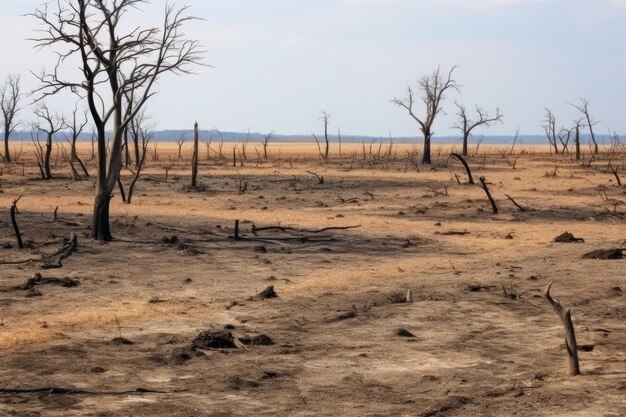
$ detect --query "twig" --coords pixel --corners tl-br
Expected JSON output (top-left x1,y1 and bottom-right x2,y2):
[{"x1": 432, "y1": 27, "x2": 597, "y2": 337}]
[{"x1": 504, "y1": 194, "x2": 530, "y2": 212}]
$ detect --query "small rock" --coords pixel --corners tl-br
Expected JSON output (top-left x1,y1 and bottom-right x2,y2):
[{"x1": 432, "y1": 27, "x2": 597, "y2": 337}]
[{"x1": 396, "y1": 328, "x2": 415, "y2": 338}]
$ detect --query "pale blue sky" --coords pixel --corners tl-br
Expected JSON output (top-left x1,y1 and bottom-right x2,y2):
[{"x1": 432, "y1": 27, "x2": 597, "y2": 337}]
[{"x1": 1, "y1": 0, "x2": 625, "y2": 136}]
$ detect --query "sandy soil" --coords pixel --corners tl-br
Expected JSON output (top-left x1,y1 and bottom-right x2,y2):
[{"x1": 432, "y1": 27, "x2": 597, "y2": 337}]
[{"x1": 0, "y1": 142, "x2": 624, "y2": 416}]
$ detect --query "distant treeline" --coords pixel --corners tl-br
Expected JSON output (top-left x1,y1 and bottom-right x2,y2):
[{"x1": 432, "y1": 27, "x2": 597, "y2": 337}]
[{"x1": 9, "y1": 129, "x2": 615, "y2": 145}]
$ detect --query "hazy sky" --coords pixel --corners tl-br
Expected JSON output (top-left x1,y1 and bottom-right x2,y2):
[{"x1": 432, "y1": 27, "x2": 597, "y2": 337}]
[{"x1": 1, "y1": 0, "x2": 625, "y2": 137}]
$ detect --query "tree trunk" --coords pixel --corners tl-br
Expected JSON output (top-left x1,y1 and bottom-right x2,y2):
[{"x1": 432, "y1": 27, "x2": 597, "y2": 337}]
[
  {"x1": 462, "y1": 132, "x2": 469, "y2": 156},
  {"x1": 575, "y1": 126, "x2": 580, "y2": 162},
  {"x1": 191, "y1": 122, "x2": 199, "y2": 188},
  {"x1": 133, "y1": 134, "x2": 140, "y2": 168},
  {"x1": 92, "y1": 188, "x2": 112, "y2": 241},
  {"x1": 44, "y1": 133, "x2": 53, "y2": 179},
  {"x1": 4, "y1": 130, "x2": 10, "y2": 163},
  {"x1": 422, "y1": 133, "x2": 431, "y2": 164},
  {"x1": 123, "y1": 127, "x2": 130, "y2": 168},
  {"x1": 71, "y1": 137, "x2": 78, "y2": 162}
]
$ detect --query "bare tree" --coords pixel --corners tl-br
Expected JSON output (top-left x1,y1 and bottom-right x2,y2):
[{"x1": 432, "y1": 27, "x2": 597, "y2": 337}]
[
  {"x1": 29, "y1": 0, "x2": 204, "y2": 240},
  {"x1": 454, "y1": 104, "x2": 503, "y2": 156},
  {"x1": 125, "y1": 123, "x2": 151, "y2": 204},
  {"x1": 0, "y1": 74, "x2": 22, "y2": 163},
  {"x1": 392, "y1": 66, "x2": 459, "y2": 164},
  {"x1": 312, "y1": 111, "x2": 331, "y2": 160},
  {"x1": 262, "y1": 131, "x2": 274, "y2": 160},
  {"x1": 65, "y1": 106, "x2": 89, "y2": 162},
  {"x1": 34, "y1": 103, "x2": 64, "y2": 180},
  {"x1": 63, "y1": 106, "x2": 90, "y2": 179},
  {"x1": 176, "y1": 133, "x2": 188, "y2": 160},
  {"x1": 557, "y1": 126, "x2": 573, "y2": 155},
  {"x1": 571, "y1": 98, "x2": 598, "y2": 154},
  {"x1": 543, "y1": 108, "x2": 558, "y2": 154},
  {"x1": 128, "y1": 107, "x2": 150, "y2": 168}
]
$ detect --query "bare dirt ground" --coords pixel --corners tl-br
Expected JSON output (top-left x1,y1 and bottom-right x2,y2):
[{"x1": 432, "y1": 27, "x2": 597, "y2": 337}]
[{"x1": 0, "y1": 142, "x2": 624, "y2": 416}]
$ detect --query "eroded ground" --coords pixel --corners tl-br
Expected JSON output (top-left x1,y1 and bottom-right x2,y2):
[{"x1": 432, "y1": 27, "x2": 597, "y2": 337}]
[{"x1": 0, "y1": 143, "x2": 624, "y2": 416}]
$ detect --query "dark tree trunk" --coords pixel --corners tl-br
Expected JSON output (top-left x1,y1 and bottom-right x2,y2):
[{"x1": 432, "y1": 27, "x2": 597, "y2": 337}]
[
  {"x1": 133, "y1": 134, "x2": 140, "y2": 168},
  {"x1": 4, "y1": 130, "x2": 10, "y2": 163},
  {"x1": 462, "y1": 132, "x2": 469, "y2": 156},
  {"x1": 123, "y1": 127, "x2": 130, "y2": 168},
  {"x1": 422, "y1": 133, "x2": 432, "y2": 164},
  {"x1": 92, "y1": 188, "x2": 112, "y2": 241},
  {"x1": 44, "y1": 133, "x2": 53, "y2": 179}
]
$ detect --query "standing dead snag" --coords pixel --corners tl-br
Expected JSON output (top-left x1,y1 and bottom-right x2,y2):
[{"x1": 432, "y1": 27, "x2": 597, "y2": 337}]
[
  {"x1": 392, "y1": 65, "x2": 459, "y2": 164},
  {"x1": 454, "y1": 104, "x2": 503, "y2": 157},
  {"x1": 312, "y1": 111, "x2": 331, "y2": 160},
  {"x1": 450, "y1": 153, "x2": 474, "y2": 184},
  {"x1": 33, "y1": 103, "x2": 64, "y2": 180},
  {"x1": 544, "y1": 283, "x2": 580, "y2": 376},
  {"x1": 571, "y1": 98, "x2": 599, "y2": 155},
  {"x1": 10, "y1": 196, "x2": 24, "y2": 249},
  {"x1": 479, "y1": 176, "x2": 498, "y2": 214},
  {"x1": 1, "y1": 74, "x2": 22, "y2": 163},
  {"x1": 262, "y1": 131, "x2": 273, "y2": 160}
]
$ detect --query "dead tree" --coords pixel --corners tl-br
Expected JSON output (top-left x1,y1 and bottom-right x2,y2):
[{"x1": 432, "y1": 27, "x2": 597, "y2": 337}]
[
  {"x1": 176, "y1": 133, "x2": 188, "y2": 160},
  {"x1": 392, "y1": 65, "x2": 459, "y2": 164},
  {"x1": 557, "y1": 126, "x2": 573, "y2": 155},
  {"x1": 128, "y1": 108, "x2": 151, "y2": 168},
  {"x1": 454, "y1": 104, "x2": 502, "y2": 156},
  {"x1": 312, "y1": 111, "x2": 331, "y2": 160},
  {"x1": 126, "y1": 128, "x2": 150, "y2": 204},
  {"x1": 262, "y1": 131, "x2": 274, "y2": 160},
  {"x1": 450, "y1": 153, "x2": 474, "y2": 184},
  {"x1": 191, "y1": 121, "x2": 199, "y2": 187},
  {"x1": 542, "y1": 108, "x2": 559, "y2": 154},
  {"x1": 573, "y1": 119, "x2": 583, "y2": 162},
  {"x1": 0, "y1": 75, "x2": 21, "y2": 163},
  {"x1": 65, "y1": 106, "x2": 89, "y2": 177},
  {"x1": 544, "y1": 283, "x2": 580, "y2": 376},
  {"x1": 571, "y1": 98, "x2": 598, "y2": 154},
  {"x1": 34, "y1": 103, "x2": 64, "y2": 180},
  {"x1": 201, "y1": 134, "x2": 213, "y2": 160},
  {"x1": 30, "y1": 0, "x2": 204, "y2": 241}
]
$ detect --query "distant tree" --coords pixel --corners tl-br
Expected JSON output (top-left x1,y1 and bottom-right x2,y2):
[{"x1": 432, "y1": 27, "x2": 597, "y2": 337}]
[
  {"x1": 313, "y1": 111, "x2": 331, "y2": 160},
  {"x1": 392, "y1": 65, "x2": 459, "y2": 164},
  {"x1": 262, "y1": 131, "x2": 274, "y2": 159},
  {"x1": 29, "y1": 0, "x2": 204, "y2": 241},
  {"x1": 573, "y1": 119, "x2": 584, "y2": 161},
  {"x1": 128, "y1": 108, "x2": 151, "y2": 168},
  {"x1": 33, "y1": 103, "x2": 64, "y2": 180},
  {"x1": 0, "y1": 74, "x2": 22, "y2": 163},
  {"x1": 65, "y1": 106, "x2": 90, "y2": 177},
  {"x1": 542, "y1": 108, "x2": 559, "y2": 154},
  {"x1": 65, "y1": 107, "x2": 88, "y2": 160},
  {"x1": 570, "y1": 98, "x2": 598, "y2": 154},
  {"x1": 454, "y1": 103, "x2": 503, "y2": 156},
  {"x1": 176, "y1": 133, "x2": 188, "y2": 160}
]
